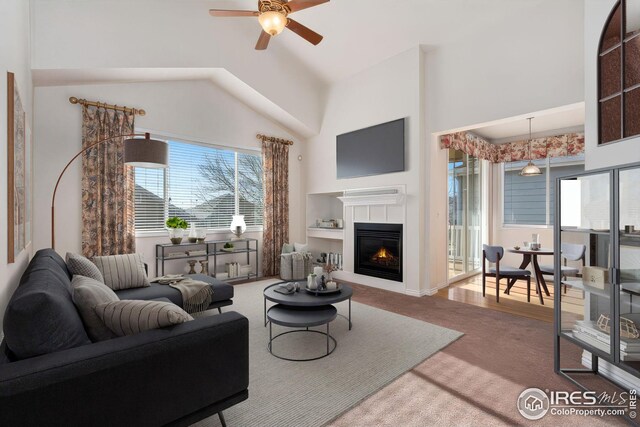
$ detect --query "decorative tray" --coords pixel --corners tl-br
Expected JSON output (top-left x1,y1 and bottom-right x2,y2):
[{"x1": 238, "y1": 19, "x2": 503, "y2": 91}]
[{"x1": 305, "y1": 284, "x2": 342, "y2": 295}]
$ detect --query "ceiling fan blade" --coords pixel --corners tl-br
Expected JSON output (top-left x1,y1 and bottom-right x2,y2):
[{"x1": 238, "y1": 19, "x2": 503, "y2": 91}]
[
  {"x1": 286, "y1": 0, "x2": 330, "y2": 13},
  {"x1": 209, "y1": 9, "x2": 259, "y2": 17},
  {"x1": 255, "y1": 31, "x2": 271, "y2": 50},
  {"x1": 286, "y1": 18, "x2": 323, "y2": 45}
]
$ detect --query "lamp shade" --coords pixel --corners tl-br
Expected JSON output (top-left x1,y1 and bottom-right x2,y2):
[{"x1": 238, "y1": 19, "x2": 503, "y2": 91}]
[
  {"x1": 124, "y1": 135, "x2": 168, "y2": 168},
  {"x1": 259, "y1": 11, "x2": 287, "y2": 36},
  {"x1": 230, "y1": 215, "x2": 247, "y2": 234},
  {"x1": 520, "y1": 161, "x2": 542, "y2": 176}
]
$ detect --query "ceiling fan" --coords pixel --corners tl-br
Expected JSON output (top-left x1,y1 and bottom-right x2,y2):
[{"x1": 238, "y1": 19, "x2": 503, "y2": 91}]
[{"x1": 209, "y1": 0, "x2": 329, "y2": 50}]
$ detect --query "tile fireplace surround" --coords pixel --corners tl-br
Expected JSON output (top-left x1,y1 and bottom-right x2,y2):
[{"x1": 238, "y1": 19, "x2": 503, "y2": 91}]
[{"x1": 331, "y1": 186, "x2": 414, "y2": 294}]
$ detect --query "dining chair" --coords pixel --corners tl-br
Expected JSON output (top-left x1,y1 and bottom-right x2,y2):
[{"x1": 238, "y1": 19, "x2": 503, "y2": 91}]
[
  {"x1": 539, "y1": 243, "x2": 586, "y2": 293},
  {"x1": 482, "y1": 245, "x2": 532, "y2": 303}
]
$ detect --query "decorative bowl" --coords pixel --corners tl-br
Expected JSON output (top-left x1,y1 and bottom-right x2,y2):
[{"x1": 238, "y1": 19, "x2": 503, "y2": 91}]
[{"x1": 513, "y1": 246, "x2": 521, "y2": 250}]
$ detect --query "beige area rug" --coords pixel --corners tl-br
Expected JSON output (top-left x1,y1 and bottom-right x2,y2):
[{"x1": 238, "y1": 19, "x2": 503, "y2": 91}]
[{"x1": 192, "y1": 280, "x2": 463, "y2": 427}]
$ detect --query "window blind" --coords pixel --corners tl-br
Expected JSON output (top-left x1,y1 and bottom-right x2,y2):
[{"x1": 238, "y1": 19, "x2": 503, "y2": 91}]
[
  {"x1": 134, "y1": 138, "x2": 263, "y2": 232},
  {"x1": 503, "y1": 155, "x2": 584, "y2": 226},
  {"x1": 134, "y1": 167, "x2": 165, "y2": 231}
]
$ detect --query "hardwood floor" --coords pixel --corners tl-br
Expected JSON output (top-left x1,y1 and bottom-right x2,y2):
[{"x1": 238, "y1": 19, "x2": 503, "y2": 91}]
[{"x1": 437, "y1": 273, "x2": 585, "y2": 324}]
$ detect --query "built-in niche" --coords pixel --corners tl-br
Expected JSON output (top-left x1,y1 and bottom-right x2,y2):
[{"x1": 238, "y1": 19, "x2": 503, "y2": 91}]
[{"x1": 599, "y1": 0, "x2": 640, "y2": 144}]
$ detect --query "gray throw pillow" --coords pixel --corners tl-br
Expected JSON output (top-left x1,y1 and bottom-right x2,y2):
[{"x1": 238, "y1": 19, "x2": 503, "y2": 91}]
[
  {"x1": 294, "y1": 242, "x2": 308, "y2": 253},
  {"x1": 94, "y1": 300, "x2": 193, "y2": 336},
  {"x1": 92, "y1": 253, "x2": 150, "y2": 291},
  {"x1": 71, "y1": 275, "x2": 119, "y2": 342},
  {"x1": 66, "y1": 252, "x2": 105, "y2": 283},
  {"x1": 282, "y1": 243, "x2": 294, "y2": 254}
]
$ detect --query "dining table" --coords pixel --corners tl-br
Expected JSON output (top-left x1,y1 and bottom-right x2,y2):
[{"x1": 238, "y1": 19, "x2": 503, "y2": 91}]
[{"x1": 506, "y1": 247, "x2": 554, "y2": 305}]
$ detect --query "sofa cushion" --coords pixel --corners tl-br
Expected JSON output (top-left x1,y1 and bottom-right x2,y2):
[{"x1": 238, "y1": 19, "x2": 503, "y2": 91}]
[
  {"x1": 92, "y1": 253, "x2": 150, "y2": 291},
  {"x1": 66, "y1": 252, "x2": 105, "y2": 283},
  {"x1": 94, "y1": 300, "x2": 193, "y2": 336},
  {"x1": 29, "y1": 248, "x2": 72, "y2": 280},
  {"x1": 71, "y1": 275, "x2": 119, "y2": 342},
  {"x1": 115, "y1": 275, "x2": 234, "y2": 306},
  {"x1": 4, "y1": 262, "x2": 91, "y2": 360}
]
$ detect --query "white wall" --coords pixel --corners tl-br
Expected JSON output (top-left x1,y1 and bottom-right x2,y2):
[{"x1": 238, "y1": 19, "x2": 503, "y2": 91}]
[
  {"x1": 0, "y1": 0, "x2": 33, "y2": 333},
  {"x1": 585, "y1": 0, "x2": 640, "y2": 170},
  {"x1": 31, "y1": 0, "x2": 325, "y2": 136},
  {"x1": 427, "y1": 0, "x2": 584, "y2": 134},
  {"x1": 424, "y1": 0, "x2": 584, "y2": 288},
  {"x1": 33, "y1": 80, "x2": 306, "y2": 276},
  {"x1": 305, "y1": 47, "x2": 426, "y2": 296}
]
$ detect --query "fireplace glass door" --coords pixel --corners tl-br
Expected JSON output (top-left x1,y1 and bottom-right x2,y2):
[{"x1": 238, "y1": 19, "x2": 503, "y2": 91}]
[{"x1": 354, "y1": 223, "x2": 402, "y2": 282}]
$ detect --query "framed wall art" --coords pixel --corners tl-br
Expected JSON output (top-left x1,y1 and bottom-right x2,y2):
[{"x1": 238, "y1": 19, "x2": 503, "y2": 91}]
[{"x1": 7, "y1": 72, "x2": 30, "y2": 263}]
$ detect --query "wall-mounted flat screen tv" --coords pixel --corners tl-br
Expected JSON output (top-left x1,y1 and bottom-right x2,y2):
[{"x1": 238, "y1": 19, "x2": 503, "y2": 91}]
[{"x1": 336, "y1": 118, "x2": 405, "y2": 179}]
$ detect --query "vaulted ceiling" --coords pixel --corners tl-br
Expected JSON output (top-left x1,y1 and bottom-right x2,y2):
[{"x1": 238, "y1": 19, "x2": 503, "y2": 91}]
[{"x1": 31, "y1": 0, "x2": 585, "y2": 136}]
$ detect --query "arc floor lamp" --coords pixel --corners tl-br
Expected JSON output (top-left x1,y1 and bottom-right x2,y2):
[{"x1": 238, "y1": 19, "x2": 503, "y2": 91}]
[{"x1": 51, "y1": 132, "x2": 168, "y2": 249}]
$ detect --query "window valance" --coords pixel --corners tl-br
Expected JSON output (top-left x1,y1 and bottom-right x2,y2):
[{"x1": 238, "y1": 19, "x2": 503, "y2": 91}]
[{"x1": 440, "y1": 131, "x2": 585, "y2": 163}]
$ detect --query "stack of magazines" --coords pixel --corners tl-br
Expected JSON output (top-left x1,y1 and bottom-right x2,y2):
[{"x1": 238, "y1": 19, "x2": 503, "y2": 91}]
[{"x1": 572, "y1": 320, "x2": 640, "y2": 360}]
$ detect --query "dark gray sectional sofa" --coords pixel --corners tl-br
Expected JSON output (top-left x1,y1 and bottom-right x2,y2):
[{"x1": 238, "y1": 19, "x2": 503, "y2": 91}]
[{"x1": 0, "y1": 249, "x2": 249, "y2": 426}]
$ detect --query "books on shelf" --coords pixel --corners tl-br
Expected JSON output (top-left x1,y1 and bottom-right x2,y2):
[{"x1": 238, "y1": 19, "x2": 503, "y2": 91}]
[
  {"x1": 572, "y1": 320, "x2": 640, "y2": 361},
  {"x1": 166, "y1": 252, "x2": 186, "y2": 258},
  {"x1": 186, "y1": 250, "x2": 207, "y2": 256}
]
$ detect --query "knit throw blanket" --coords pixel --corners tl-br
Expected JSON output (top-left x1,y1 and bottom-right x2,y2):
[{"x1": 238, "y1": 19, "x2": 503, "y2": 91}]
[{"x1": 151, "y1": 275, "x2": 214, "y2": 314}]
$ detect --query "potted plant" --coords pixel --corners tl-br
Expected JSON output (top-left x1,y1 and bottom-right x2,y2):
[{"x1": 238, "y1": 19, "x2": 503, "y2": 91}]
[
  {"x1": 166, "y1": 217, "x2": 188, "y2": 244},
  {"x1": 221, "y1": 242, "x2": 235, "y2": 252}
]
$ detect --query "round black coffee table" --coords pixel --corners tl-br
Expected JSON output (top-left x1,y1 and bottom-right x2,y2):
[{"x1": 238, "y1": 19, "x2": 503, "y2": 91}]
[
  {"x1": 263, "y1": 282, "x2": 353, "y2": 330},
  {"x1": 267, "y1": 304, "x2": 338, "y2": 361}
]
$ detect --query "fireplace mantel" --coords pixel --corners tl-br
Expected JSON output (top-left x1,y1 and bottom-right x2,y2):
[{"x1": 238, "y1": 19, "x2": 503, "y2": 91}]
[{"x1": 338, "y1": 186, "x2": 405, "y2": 207}]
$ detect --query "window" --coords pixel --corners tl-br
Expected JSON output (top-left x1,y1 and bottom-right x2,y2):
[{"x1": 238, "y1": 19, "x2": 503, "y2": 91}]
[
  {"x1": 503, "y1": 155, "x2": 584, "y2": 226},
  {"x1": 598, "y1": 0, "x2": 640, "y2": 144},
  {"x1": 134, "y1": 138, "x2": 263, "y2": 232}
]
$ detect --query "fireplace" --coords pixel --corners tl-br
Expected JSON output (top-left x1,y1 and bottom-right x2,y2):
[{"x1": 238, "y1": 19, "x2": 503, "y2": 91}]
[{"x1": 354, "y1": 223, "x2": 403, "y2": 282}]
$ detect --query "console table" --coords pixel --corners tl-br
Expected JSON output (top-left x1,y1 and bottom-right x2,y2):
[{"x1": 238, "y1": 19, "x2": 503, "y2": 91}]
[{"x1": 155, "y1": 238, "x2": 259, "y2": 282}]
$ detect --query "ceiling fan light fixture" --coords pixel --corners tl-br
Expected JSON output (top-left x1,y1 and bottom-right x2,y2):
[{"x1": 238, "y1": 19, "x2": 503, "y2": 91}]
[{"x1": 259, "y1": 11, "x2": 287, "y2": 36}]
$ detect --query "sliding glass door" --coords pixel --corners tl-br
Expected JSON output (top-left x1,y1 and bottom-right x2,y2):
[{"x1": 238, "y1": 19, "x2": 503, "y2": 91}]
[{"x1": 448, "y1": 149, "x2": 484, "y2": 280}]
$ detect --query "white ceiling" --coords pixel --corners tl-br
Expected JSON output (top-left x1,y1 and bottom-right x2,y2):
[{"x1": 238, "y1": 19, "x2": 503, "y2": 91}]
[
  {"x1": 210, "y1": 0, "x2": 567, "y2": 83},
  {"x1": 471, "y1": 103, "x2": 585, "y2": 143}
]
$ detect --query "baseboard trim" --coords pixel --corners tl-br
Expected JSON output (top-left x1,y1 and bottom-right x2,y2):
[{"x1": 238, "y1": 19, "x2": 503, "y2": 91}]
[
  {"x1": 405, "y1": 288, "x2": 430, "y2": 297},
  {"x1": 405, "y1": 282, "x2": 447, "y2": 297},
  {"x1": 581, "y1": 351, "x2": 640, "y2": 391}
]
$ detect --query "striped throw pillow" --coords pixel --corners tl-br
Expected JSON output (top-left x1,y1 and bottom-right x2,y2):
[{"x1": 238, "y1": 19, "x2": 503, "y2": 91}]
[
  {"x1": 66, "y1": 252, "x2": 104, "y2": 283},
  {"x1": 94, "y1": 300, "x2": 193, "y2": 336},
  {"x1": 92, "y1": 254, "x2": 150, "y2": 291}
]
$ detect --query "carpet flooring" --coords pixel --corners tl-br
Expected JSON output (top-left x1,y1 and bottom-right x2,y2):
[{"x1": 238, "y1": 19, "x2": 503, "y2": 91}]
[
  {"x1": 328, "y1": 283, "x2": 627, "y2": 426},
  {"x1": 192, "y1": 280, "x2": 462, "y2": 427}
]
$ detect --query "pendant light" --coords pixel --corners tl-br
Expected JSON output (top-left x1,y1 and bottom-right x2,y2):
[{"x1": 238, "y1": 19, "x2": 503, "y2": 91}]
[{"x1": 520, "y1": 117, "x2": 542, "y2": 176}]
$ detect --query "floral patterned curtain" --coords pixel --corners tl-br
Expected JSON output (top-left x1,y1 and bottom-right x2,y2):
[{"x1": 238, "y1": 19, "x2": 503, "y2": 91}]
[
  {"x1": 440, "y1": 131, "x2": 585, "y2": 163},
  {"x1": 262, "y1": 140, "x2": 289, "y2": 277},
  {"x1": 81, "y1": 106, "x2": 135, "y2": 257}
]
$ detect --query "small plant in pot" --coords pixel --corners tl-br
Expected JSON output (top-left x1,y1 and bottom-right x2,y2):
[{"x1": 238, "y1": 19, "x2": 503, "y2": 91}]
[
  {"x1": 166, "y1": 217, "x2": 188, "y2": 244},
  {"x1": 222, "y1": 242, "x2": 234, "y2": 252}
]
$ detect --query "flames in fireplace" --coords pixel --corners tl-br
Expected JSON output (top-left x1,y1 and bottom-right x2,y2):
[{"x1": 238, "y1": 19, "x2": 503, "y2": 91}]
[{"x1": 371, "y1": 246, "x2": 399, "y2": 267}]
